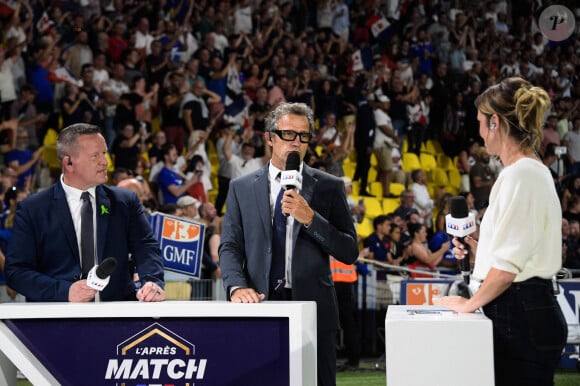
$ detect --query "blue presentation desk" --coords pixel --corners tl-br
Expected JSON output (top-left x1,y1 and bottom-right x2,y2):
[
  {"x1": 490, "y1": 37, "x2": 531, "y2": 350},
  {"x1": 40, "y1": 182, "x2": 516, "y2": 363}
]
[{"x1": 0, "y1": 301, "x2": 317, "y2": 386}]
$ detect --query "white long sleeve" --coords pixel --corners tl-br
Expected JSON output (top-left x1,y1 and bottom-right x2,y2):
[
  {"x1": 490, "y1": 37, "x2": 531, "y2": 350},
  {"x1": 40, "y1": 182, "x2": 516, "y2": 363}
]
[{"x1": 473, "y1": 158, "x2": 561, "y2": 282}]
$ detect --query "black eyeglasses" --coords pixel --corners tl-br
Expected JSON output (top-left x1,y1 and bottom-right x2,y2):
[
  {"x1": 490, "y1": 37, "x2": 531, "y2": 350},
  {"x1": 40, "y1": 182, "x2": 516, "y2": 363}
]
[{"x1": 272, "y1": 130, "x2": 312, "y2": 143}]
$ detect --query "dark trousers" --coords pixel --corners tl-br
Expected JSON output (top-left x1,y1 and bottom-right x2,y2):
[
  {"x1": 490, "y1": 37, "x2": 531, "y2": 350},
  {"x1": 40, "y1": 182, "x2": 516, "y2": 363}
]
[
  {"x1": 0, "y1": 100, "x2": 13, "y2": 120},
  {"x1": 335, "y1": 281, "x2": 361, "y2": 366},
  {"x1": 353, "y1": 146, "x2": 371, "y2": 194},
  {"x1": 269, "y1": 288, "x2": 337, "y2": 386},
  {"x1": 215, "y1": 175, "x2": 230, "y2": 216},
  {"x1": 318, "y1": 329, "x2": 337, "y2": 386},
  {"x1": 483, "y1": 277, "x2": 567, "y2": 386},
  {"x1": 408, "y1": 123, "x2": 426, "y2": 156}
]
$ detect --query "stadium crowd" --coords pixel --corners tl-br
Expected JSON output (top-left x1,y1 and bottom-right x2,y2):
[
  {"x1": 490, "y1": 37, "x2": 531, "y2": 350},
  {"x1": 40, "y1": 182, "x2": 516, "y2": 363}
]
[{"x1": 0, "y1": 0, "x2": 579, "y2": 364}]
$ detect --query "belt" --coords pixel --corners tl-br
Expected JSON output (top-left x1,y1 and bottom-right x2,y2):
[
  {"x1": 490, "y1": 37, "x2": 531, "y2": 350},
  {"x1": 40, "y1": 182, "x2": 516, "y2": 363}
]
[
  {"x1": 511, "y1": 277, "x2": 552, "y2": 288},
  {"x1": 512, "y1": 276, "x2": 558, "y2": 295},
  {"x1": 471, "y1": 276, "x2": 553, "y2": 295}
]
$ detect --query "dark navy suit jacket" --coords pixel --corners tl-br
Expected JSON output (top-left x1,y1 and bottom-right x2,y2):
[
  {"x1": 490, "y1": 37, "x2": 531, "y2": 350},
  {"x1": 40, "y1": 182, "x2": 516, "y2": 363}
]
[{"x1": 5, "y1": 182, "x2": 164, "y2": 301}]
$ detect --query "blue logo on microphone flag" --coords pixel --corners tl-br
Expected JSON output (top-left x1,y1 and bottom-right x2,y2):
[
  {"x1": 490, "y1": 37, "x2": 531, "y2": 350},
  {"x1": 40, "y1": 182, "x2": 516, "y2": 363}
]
[{"x1": 149, "y1": 212, "x2": 205, "y2": 278}]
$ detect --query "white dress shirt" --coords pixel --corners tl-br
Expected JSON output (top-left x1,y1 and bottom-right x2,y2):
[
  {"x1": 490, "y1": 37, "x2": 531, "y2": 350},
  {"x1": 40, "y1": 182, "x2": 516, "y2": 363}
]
[
  {"x1": 268, "y1": 162, "x2": 303, "y2": 288},
  {"x1": 60, "y1": 175, "x2": 97, "y2": 267}
]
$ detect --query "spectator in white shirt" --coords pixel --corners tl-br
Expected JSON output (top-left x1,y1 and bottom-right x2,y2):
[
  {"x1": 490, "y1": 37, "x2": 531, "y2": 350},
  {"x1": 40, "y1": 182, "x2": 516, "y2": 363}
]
[
  {"x1": 234, "y1": 0, "x2": 253, "y2": 34},
  {"x1": 410, "y1": 169, "x2": 434, "y2": 230},
  {"x1": 332, "y1": 0, "x2": 350, "y2": 42},
  {"x1": 222, "y1": 128, "x2": 271, "y2": 179},
  {"x1": 135, "y1": 17, "x2": 155, "y2": 56}
]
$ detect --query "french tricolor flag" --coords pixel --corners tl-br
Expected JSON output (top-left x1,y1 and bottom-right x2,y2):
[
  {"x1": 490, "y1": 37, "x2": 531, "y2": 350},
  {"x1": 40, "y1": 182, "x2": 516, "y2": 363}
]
[
  {"x1": 366, "y1": 14, "x2": 391, "y2": 43},
  {"x1": 351, "y1": 46, "x2": 373, "y2": 72}
]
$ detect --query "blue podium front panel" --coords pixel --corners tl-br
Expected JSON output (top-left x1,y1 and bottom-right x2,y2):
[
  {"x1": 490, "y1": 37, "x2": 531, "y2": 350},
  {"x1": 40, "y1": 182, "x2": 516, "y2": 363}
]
[{"x1": 6, "y1": 317, "x2": 289, "y2": 386}]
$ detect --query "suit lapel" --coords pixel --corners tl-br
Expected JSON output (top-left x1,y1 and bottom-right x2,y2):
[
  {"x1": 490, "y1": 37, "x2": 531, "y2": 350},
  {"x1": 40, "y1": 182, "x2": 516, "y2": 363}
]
[
  {"x1": 53, "y1": 183, "x2": 81, "y2": 263},
  {"x1": 299, "y1": 165, "x2": 316, "y2": 204},
  {"x1": 95, "y1": 186, "x2": 110, "y2": 264},
  {"x1": 292, "y1": 165, "x2": 317, "y2": 244},
  {"x1": 254, "y1": 166, "x2": 272, "y2": 239}
]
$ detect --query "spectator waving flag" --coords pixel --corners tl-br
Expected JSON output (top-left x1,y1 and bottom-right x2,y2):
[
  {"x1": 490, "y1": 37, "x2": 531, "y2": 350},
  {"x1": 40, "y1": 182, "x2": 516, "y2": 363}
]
[
  {"x1": 351, "y1": 46, "x2": 374, "y2": 72},
  {"x1": 352, "y1": 50, "x2": 364, "y2": 72},
  {"x1": 366, "y1": 14, "x2": 391, "y2": 43},
  {"x1": 36, "y1": 11, "x2": 54, "y2": 34}
]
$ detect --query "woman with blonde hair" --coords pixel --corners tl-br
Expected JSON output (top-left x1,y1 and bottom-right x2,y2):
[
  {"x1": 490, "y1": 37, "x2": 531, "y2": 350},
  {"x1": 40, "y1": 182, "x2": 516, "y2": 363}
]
[{"x1": 436, "y1": 77, "x2": 567, "y2": 386}]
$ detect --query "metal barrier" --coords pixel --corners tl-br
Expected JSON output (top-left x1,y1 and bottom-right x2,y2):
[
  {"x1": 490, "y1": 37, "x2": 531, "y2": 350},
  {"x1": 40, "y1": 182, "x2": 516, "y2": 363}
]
[
  {"x1": 355, "y1": 258, "x2": 462, "y2": 357},
  {"x1": 164, "y1": 278, "x2": 226, "y2": 301}
]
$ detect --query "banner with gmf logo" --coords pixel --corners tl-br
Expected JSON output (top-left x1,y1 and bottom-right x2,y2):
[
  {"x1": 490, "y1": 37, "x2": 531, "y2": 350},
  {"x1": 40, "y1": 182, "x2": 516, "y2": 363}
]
[{"x1": 149, "y1": 213, "x2": 205, "y2": 279}]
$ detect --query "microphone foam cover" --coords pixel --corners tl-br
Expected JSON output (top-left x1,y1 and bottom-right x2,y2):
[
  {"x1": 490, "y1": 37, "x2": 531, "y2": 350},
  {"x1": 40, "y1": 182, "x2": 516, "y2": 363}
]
[
  {"x1": 285, "y1": 151, "x2": 301, "y2": 171},
  {"x1": 96, "y1": 257, "x2": 118, "y2": 279},
  {"x1": 449, "y1": 196, "x2": 469, "y2": 218}
]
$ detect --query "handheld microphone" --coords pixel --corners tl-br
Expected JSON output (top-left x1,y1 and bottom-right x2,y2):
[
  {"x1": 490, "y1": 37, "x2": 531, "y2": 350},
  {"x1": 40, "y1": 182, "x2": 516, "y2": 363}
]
[
  {"x1": 445, "y1": 196, "x2": 476, "y2": 285},
  {"x1": 280, "y1": 151, "x2": 302, "y2": 191},
  {"x1": 86, "y1": 257, "x2": 118, "y2": 291}
]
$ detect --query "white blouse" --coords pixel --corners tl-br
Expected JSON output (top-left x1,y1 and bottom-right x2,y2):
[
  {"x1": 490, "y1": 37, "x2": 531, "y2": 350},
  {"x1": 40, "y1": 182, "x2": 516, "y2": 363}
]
[{"x1": 473, "y1": 157, "x2": 562, "y2": 283}]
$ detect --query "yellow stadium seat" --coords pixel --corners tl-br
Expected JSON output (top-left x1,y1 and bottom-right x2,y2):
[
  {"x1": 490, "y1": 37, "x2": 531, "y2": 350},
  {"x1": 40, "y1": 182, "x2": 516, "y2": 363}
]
[
  {"x1": 402, "y1": 152, "x2": 421, "y2": 172},
  {"x1": 140, "y1": 151, "x2": 150, "y2": 165},
  {"x1": 447, "y1": 185, "x2": 459, "y2": 196},
  {"x1": 432, "y1": 168, "x2": 450, "y2": 187},
  {"x1": 208, "y1": 189, "x2": 218, "y2": 203},
  {"x1": 42, "y1": 128, "x2": 60, "y2": 170},
  {"x1": 211, "y1": 161, "x2": 219, "y2": 175},
  {"x1": 389, "y1": 182, "x2": 406, "y2": 196},
  {"x1": 382, "y1": 197, "x2": 399, "y2": 214},
  {"x1": 426, "y1": 139, "x2": 443, "y2": 155},
  {"x1": 362, "y1": 197, "x2": 384, "y2": 219},
  {"x1": 344, "y1": 151, "x2": 356, "y2": 165},
  {"x1": 448, "y1": 168, "x2": 462, "y2": 193},
  {"x1": 207, "y1": 137, "x2": 217, "y2": 154},
  {"x1": 348, "y1": 148, "x2": 357, "y2": 163},
  {"x1": 342, "y1": 162, "x2": 355, "y2": 179},
  {"x1": 315, "y1": 145, "x2": 324, "y2": 157},
  {"x1": 356, "y1": 217, "x2": 374, "y2": 239},
  {"x1": 106, "y1": 152, "x2": 115, "y2": 173},
  {"x1": 368, "y1": 166, "x2": 378, "y2": 183},
  {"x1": 420, "y1": 153, "x2": 437, "y2": 172},
  {"x1": 437, "y1": 154, "x2": 455, "y2": 171},
  {"x1": 370, "y1": 153, "x2": 378, "y2": 166},
  {"x1": 351, "y1": 180, "x2": 360, "y2": 195},
  {"x1": 427, "y1": 183, "x2": 436, "y2": 197},
  {"x1": 369, "y1": 181, "x2": 383, "y2": 197},
  {"x1": 150, "y1": 117, "x2": 161, "y2": 135}
]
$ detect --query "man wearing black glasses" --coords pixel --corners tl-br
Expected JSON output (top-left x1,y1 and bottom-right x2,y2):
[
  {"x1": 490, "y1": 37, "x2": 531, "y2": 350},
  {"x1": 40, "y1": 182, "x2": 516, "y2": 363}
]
[{"x1": 219, "y1": 102, "x2": 358, "y2": 386}]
